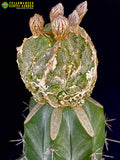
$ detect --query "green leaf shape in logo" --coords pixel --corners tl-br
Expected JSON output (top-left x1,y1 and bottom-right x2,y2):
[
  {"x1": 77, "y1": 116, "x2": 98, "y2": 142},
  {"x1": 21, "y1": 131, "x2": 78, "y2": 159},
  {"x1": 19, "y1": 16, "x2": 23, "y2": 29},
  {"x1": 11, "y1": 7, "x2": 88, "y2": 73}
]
[{"x1": 2, "y1": 2, "x2": 9, "y2": 9}]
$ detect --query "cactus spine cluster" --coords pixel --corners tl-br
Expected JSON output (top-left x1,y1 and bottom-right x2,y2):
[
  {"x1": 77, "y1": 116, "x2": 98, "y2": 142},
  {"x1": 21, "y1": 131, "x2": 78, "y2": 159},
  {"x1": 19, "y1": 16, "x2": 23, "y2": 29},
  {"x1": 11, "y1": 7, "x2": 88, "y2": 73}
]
[{"x1": 17, "y1": 1, "x2": 105, "y2": 160}]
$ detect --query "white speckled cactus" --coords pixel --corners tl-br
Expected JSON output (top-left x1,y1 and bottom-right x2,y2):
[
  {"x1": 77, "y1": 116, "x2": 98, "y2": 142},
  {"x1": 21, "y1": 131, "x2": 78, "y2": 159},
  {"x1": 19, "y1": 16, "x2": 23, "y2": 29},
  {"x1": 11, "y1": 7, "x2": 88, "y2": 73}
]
[{"x1": 17, "y1": 2, "x2": 105, "y2": 160}]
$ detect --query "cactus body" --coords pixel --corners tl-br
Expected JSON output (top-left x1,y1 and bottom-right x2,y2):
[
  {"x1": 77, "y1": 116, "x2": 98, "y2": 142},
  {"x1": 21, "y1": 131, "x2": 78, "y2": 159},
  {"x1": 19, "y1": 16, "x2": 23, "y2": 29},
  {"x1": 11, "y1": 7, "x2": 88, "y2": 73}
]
[
  {"x1": 23, "y1": 98, "x2": 105, "y2": 160},
  {"x1": 17, "y1": 2, "x2": 105, "y2": 160},
  {"x1": 17, "y1": 23, "x2": 97, "y2": 108}
]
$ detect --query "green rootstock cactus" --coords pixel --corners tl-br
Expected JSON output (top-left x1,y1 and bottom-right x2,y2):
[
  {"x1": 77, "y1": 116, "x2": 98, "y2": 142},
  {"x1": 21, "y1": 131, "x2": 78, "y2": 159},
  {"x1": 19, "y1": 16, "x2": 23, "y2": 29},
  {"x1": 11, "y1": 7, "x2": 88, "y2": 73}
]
[{"x1": 17, "y1": 1, "x2": 105, "y2": 160}]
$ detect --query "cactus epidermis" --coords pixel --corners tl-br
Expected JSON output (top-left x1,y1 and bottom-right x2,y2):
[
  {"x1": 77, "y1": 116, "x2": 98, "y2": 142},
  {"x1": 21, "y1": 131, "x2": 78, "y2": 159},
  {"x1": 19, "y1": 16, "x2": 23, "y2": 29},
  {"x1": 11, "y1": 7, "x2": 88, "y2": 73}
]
[
  {"x1": 23, "y1": 97, "x2": 105, "y2": 160},
  {"x1": 17, "y1": 1, "x2": 98, "y2": 109}
]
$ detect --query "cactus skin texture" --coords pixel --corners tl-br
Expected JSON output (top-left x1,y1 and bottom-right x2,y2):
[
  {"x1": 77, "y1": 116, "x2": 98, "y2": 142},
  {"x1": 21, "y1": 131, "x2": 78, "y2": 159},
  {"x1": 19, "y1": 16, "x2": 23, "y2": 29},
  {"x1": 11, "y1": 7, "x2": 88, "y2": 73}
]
[{"x1": 17, "y1": 2, "x2": 105, "y2": 160}]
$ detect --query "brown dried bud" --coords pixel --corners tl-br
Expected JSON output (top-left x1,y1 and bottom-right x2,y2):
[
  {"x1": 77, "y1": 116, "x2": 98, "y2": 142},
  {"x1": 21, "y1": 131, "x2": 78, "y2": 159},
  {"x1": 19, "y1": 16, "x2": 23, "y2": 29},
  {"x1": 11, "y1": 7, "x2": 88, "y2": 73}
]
[
  {"x1": 50, "y1": 3, "x2": 64, "y2": 22},
  {"x1": 76, "y1": 1, "x2": 88, "y2": 23},
  {"x1": 68, "y1": 10, "x2": 80, "y2": 32},
  {"x1": 51, "y1": 15, "x2": 69, "y2": 40},
  {"x1": 29, "y1": 13, "x2": 45, "y2": 36}
]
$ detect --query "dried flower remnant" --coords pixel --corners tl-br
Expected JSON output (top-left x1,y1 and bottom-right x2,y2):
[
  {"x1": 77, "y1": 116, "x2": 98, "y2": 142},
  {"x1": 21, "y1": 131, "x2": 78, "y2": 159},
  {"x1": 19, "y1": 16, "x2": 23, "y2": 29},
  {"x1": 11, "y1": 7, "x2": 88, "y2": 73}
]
[
  {"x1": 29, "y1": 13, "x2": 45, "y2": 36},
  {"x1": 68, "y1": 10, "x2": 80, "y2": 32},
  {"x1": 50, "y1": 3, "x2": 64, "y2": 22},
  {"x1": 51, "y1": 15, "x2": 69, "y2": 40},
  {"x1": 76, "y1": 1, "x2": 88, "y2": 23}
]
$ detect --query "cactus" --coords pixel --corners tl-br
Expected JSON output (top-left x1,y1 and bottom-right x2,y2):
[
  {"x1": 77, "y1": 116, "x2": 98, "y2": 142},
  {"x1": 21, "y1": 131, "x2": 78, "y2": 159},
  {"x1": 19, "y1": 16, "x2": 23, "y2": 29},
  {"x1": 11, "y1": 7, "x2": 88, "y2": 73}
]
[{"x1": 17, "y1": 1, "x2": 105, "y2": 160}]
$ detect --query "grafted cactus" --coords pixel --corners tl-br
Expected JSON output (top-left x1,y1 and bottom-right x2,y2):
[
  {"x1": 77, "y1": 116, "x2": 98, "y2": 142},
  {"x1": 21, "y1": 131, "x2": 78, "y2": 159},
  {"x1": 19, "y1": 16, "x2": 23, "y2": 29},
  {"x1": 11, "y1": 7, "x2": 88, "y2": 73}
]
[{"x1": 17, "y1": 1, "x2": 105, "y2": 160}]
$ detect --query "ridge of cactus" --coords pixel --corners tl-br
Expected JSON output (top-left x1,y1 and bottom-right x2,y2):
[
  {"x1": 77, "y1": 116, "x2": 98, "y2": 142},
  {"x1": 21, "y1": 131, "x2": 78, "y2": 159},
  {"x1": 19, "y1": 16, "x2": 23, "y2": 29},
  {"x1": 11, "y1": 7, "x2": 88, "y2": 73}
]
[{"x1": 16, "y1": 1, "x2": 105, "y2": 160}]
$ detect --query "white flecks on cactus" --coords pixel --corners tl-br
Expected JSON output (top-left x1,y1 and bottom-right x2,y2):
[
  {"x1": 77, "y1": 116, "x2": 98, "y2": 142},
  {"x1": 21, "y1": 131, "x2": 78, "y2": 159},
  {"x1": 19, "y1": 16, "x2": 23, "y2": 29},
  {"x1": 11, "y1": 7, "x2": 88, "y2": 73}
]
[
  {"x1": 50, "y1": 3, "x2": 64, "y2": 22},
  {"x1": 29, "y1": 13, "x2": 45, "y2": 36},
  {"x1": 40, "y1": 48, "x2": 58, "y2": 86},
  {"x1": 16, "y1": 38, "x2": 28, "y2": 54},
  {"x1": 86, "y1": 67, "x2": 95, "y2": 81},
  {"x1": 76, "y1": 1, "x2": 88, "y2": 23},
  {"x1": 54, "y1": 76, "x2": 65, "y2": 84},
  {"x1": 51, "y1": 15, "x2": 70, "y2": 40},
  {"x1": 71, "y1": 63, "x2": 81, "y2": 77}
]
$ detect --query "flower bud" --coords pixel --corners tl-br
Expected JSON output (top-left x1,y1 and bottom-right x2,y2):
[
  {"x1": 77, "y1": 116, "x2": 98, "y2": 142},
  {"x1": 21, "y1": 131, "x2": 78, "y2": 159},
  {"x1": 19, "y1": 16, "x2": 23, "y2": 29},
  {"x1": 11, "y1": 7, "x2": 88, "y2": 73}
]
[
  {"x1": 68, "y1": 10, "x2": 80, "y2": 32},
  {"x1": 50, "y1": 3, "x2": 64, "y2": 22},
  {"x1": 76, "y1": 1, "x2": 88, "y2": 23},
  {"x1": 29, "y1": 13, "x2": 45, "y2": 36},
  {"x1": 51, "y1": 15, "x2": 69, "y2": 40}
]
